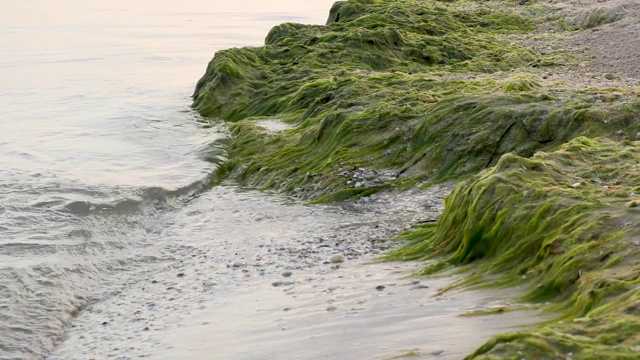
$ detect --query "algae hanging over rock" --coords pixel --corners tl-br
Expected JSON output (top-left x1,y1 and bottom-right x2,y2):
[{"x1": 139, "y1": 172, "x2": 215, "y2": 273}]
[
  {"x1": 193, "y1": 0, "x2": 639, "y2": 200},
  {"x1": 388, "y1": 137, "x2": 640, "y2": 359},
  {"x1": 193, "y1": 0, "x2": 640, "y2": 358}
]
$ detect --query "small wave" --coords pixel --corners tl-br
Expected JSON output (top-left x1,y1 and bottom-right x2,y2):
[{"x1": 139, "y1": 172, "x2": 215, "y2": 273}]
[
  {"x1": 195, "y1": 137, "x2": 229, "y2": 166},
  {"x1": 62, "y1": 177, "x2": 212, "y2": 217}
]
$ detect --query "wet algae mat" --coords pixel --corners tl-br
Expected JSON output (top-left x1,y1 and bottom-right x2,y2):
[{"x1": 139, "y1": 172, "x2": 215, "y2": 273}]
[{"x1": 193, "y1": 0, "x2": 640, "y2": 358}]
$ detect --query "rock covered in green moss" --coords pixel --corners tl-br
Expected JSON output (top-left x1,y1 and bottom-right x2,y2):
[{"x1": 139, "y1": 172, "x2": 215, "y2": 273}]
[
  {"x1": 193, "y1": 0, "x2": 639, "y2": 200},
  {"x1": 193, "y1": 0, "x2": 535, "y2": 118},
  {"x1": 388, "y1": 137, "x2": 640, "y2": 359}
]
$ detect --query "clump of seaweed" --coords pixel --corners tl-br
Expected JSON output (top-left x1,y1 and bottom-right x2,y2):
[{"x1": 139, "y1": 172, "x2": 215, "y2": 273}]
[
  {"x1": 566, "y1": 5, "x2": 626, "y2": 30},
  {"x1": 194, "y1": 0, "x2": 639, "y2": 199},
  {"x1": 388, "y1": 137, "x2": 640, "y2": 359}
]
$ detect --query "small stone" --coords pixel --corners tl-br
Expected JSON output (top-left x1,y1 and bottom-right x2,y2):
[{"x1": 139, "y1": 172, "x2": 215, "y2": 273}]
[
  {"x1": 411, "y1": 285, "x2": 430, "y2": 290},
  {"x1": 176, "y1": 273, "x2": 185, "y2": 278},
  {"x1": 326, "y1": 306, "x2": 338, "y2": 312},
  {"x1": 432, "y1": 350, "x2": 445, "y2": 356},
  {"x1": 375, "y1": 285, "x2": 386, "y2": 291},
  {"x1": 283, "y1": 307, "x2": 292, "y2": 312},
  {"x1": 571, "y1": 182, "x2": 582, "y2": 188},
  {"x1": 354, "y1": 181, "x2": 363, "y2": 188},
  {"x1": 329, "y1": 254, "x2": 345, "y2": 263},
  {"x1": 282, "y1": 271, "x2": 293, "y2": 278},
  {"x1": 101, "y1": 321, "x2": 109, "y2": 326}
]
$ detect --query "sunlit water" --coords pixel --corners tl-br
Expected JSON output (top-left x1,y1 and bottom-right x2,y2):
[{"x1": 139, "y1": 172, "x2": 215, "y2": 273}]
[{"x1": 0, "y1": 1, "x2": 338, "y2": 358}]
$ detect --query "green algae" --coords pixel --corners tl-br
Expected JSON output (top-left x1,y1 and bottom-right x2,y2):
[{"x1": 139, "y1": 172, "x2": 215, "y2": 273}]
[
  {"x1": 193, "y1": 2, "x2": 640, "y2": 356},
  {"x1": 567, "y1": 6, "x2": 626, "y2": 30},
  {"x1": 387, "y1": 137, "x2": 640, "y2": 359},
  {"x1": 194, "y1": 0, "x2": 639, "y2": 200}
]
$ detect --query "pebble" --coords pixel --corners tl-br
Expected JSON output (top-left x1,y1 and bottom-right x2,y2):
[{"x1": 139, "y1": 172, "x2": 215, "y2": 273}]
[
  {"x1": 375, "y1": 285, "x2": 386, "y2": 291},
  {"x1": 272, "y1": 281, "x2": 294, "y2": 287},
  {"x1": 282, "y1": 271, "x2": 293, "y2": 278},
  {"x1": 329, "y1": 254, "x2": 345, "y2": 263},
  {"x1": 411, "y1": 285, "x2": 430, "y2": 290},
  {"x1": 176, "y1": 273, "x2": 185, "y2": 278},
  {"x1": 326, "y1": 306, "x2": 338, "y2": 312}
]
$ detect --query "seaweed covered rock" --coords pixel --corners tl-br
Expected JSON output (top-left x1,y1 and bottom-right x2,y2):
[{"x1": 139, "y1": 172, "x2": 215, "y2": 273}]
[
  {"x1": 193, "y1": 0, "x2": 536, "y2": 118},
  {"x1": 193, "y1": 0, "x2": 639, "y2": 199},
  {"x1": 389, "y1": 137, "x2": 640, "y2": 359}
]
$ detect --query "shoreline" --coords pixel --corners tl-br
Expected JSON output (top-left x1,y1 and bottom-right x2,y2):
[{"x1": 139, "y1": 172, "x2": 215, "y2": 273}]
[
  {"x1": 191, "y1": 0, "x2": 640, "y2": 358},
  {"x1": 49, "y1": 185, "x2": 544, "y2": 360}
]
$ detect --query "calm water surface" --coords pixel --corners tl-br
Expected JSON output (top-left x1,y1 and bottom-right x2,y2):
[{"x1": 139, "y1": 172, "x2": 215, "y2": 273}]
[{"x1": 0, "y1": 1, "x2": 337, "y2": 358}]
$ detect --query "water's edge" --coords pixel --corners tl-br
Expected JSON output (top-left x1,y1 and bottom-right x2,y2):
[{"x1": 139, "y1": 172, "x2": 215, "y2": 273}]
[{"x1": 50, "y1": 184, "x2": 544, "y2": 360}]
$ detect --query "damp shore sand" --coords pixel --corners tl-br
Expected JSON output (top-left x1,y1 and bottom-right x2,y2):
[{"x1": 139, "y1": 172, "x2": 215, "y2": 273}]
[{"x1": 50, "y1": 185, "x2": 543, "y2": 360}]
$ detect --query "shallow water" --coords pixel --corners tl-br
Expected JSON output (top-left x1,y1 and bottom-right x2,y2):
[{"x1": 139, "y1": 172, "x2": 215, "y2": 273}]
[
  {"x1": 0, "y1": 1, "x2": 337, "y2": 358},
  {"x1": 1, "y1": 1, "x2": 542, "y2": 359}
]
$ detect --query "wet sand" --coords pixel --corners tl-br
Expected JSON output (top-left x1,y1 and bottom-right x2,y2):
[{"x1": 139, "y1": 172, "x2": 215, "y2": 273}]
[
  {"x1": 154, "y1": 264, "x2": 539, "y2": 360},
  {"x1": 49, "y1": 185, "x2": 543, "y2": 360}
]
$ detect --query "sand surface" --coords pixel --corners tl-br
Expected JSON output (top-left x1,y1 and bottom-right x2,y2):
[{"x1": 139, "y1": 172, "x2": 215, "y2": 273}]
[{"x1": 49, "y1": 185, "x2": 543, "y2": 360}]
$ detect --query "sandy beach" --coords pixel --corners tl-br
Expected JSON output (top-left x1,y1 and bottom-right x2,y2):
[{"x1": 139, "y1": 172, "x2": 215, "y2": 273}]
[{"x1": 50, "y1": 185, "x2": 542, "y2": 359}]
